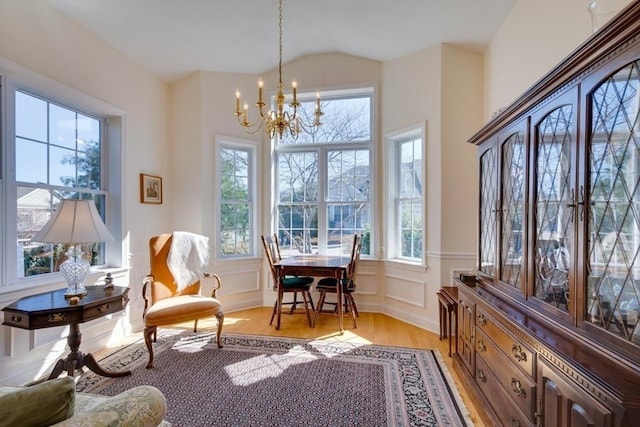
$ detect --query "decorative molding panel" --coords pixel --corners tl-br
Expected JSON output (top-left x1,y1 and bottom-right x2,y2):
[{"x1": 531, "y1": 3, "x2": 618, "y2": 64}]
[{"x1": 385, "y1": 274, "x2": 426, "y2": 308}]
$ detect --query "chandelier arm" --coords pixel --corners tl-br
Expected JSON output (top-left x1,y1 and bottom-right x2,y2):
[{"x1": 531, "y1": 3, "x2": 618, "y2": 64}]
[{"x1": 236, "y1": 114, "x2": 266, "y2": 135}]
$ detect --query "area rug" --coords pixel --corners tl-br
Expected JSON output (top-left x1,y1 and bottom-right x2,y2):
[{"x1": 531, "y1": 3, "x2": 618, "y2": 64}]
[{"x1": 76, "y1": 331, "x2": 473, "y2": 427}]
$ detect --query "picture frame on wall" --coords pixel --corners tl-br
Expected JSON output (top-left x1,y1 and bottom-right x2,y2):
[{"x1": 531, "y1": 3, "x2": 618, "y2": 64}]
[{"x1": 140, "y1": 173, "x2": 163, "y2": 204}]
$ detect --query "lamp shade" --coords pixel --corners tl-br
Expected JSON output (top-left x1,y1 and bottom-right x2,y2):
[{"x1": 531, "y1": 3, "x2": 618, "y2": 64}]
[{"x1": 31, "y1": 199, "x2": 114, "y2": 244}]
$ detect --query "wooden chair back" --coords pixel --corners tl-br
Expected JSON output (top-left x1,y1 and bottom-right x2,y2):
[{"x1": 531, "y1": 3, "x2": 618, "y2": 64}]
[
  {"x1": 346, "y1": 234, "x2": 363, "y2": 288},
  {"x1": 261, "y1": 234, "x2": 282, "y2": 290}
]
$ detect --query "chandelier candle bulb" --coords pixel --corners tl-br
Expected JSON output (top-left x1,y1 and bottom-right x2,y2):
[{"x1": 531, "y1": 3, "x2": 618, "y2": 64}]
[
  {"x1": 235, "y1": 91, "x2": 241, "y2": 114},
  {"x1": 292, "y1": 81, "x2": 297, "y2": 103},
  {"x1": 258, "y1": 79, "x2": 263, "y2": 102}
]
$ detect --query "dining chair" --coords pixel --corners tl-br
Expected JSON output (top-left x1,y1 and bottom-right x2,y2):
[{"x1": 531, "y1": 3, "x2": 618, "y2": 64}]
[
  {"x1": 313, "y1": 234, "x2": 363, "y2": 328},
  {"x1": 142, "y1": 233, "x2": 224, "y2": 368},
  {"x1": 261, "y1": 234, "x2": 315, "y2": 327}
]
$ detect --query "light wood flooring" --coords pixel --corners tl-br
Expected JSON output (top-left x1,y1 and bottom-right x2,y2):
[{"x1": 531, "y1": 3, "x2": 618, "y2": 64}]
[{"x1": 102, "y1": 306, "x2": 491, "y2": 426}]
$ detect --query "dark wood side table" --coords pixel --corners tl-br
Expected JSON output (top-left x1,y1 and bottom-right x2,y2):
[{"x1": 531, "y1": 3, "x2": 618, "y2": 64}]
[
  {"x1": 437, "y1": 286, "x2": 458, "y2": 357},
  {"x1": 2, "y1": 285, "x2": 131, "y2": 380}
]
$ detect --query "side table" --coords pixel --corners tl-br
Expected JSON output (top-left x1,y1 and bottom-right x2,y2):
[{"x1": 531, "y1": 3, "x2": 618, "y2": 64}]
[
  {"x1": 437, "y1": 286, "x2": 458, "y2": 357},
  {"x1": 2, "y1": 285, "x2": 131, "y2": 379}
]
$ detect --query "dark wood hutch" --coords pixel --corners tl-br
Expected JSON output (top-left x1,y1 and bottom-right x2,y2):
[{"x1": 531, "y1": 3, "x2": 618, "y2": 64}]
[{"x1": 455, "y1": 1, "x2": 640, "y2": 426}]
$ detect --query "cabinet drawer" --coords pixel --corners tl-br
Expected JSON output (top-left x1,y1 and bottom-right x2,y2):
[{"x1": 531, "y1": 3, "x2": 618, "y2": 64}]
[
  {"x1": 476, "y1": 306, "x2": 534, "y2": 376},
  {"x1": 476, "y1": 356, "x2": 534, "y2": 427},
  {"x1": 84, "y1": 298, "x2": 125, "y2": 322},
  {"x1": 477, "y1": 329, "x2": 536, "y2": 421}
]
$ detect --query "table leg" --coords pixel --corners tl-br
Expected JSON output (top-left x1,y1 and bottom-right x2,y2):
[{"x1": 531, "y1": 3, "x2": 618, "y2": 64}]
[
  {"x1": 276, "y1": 272, "x2": 283, "y2": 330},
  {"x1": 447, "y1": 307, "x2": 453, "y2": 357},
  {"x1": 337, "y1": 269, "x2": 344, "y2": 334},
  {"x1": 47, "y1": 322, "x2": 131, "y2": 380},
  {"x1": 438, "y1": 297, "x2": 445, "y2": 340}
]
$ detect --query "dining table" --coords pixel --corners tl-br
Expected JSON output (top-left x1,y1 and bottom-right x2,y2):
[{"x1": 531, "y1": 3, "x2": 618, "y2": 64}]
[{"x1": 274, "y1": 255, "x2": 351, "y2": 332}]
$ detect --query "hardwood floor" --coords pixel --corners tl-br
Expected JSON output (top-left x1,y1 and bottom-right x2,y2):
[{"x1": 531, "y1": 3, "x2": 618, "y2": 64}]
[{"x1": 103, "y1": 306, "x2": 491, "y2": 425}]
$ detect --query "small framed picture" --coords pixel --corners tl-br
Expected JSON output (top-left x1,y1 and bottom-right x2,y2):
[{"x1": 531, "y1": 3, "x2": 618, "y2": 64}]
[{"x1": 140, "y1": 173, "x2": 163, "y2": 204}]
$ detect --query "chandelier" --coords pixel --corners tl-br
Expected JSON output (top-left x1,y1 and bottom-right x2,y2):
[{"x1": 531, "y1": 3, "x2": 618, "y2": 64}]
[{"x1": 234, "y1": 0, "x2": 322, "y2": 140}]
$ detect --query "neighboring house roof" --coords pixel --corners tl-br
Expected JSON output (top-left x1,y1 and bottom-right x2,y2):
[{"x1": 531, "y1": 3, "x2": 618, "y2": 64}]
[{"x1": 17, "y1": 188, "x2": 59, "y2": 209}]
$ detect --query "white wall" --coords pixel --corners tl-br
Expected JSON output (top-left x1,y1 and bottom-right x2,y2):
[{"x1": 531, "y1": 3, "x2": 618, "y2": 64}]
[{"x1": 485, "y1": 0, "x2": 598, "y2": 119}]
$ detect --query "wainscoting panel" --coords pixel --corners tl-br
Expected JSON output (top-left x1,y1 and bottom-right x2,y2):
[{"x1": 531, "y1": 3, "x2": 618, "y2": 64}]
[
  {"x1": 385, "y1": 274, "x2": 426, "y2": 308},
  {"x1": 216, "y1": 270, "x2": 261, "y2": 296}
]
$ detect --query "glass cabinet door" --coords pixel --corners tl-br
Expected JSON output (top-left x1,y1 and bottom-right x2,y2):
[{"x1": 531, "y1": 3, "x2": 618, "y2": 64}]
[
  {"x1": 500, "y1": 132, "x2": 526, "y2": 289},
  {"x1": 533, "y1": 105, "x2": 574, "y2": 312},
  {"x1": 587, "y1": 61, "x2": 640, "y2": 345},
  {"x1": 479, "y1": 146, "x2": 497, "y2": 277}
]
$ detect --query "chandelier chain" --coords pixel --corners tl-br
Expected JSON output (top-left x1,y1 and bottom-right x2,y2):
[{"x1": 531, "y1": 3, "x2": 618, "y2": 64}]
[{"x1": 278, "y1": 0, "x2": 283, "y2": 86}]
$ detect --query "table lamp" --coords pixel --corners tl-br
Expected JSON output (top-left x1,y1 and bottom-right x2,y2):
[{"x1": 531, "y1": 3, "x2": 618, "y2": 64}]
[{"x1": 31, "y1": 199, "x2": 115, "y2": 297}]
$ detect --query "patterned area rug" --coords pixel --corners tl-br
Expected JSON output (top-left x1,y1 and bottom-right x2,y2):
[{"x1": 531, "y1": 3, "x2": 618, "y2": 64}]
[{"x1": 76, "y1": 332, "x2": 473, "y2": 427}]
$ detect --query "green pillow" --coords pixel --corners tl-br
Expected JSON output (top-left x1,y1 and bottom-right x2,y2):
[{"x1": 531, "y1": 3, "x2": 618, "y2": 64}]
[{"x1": 0, "y1": 377, "x2": 75, "y2": 427}]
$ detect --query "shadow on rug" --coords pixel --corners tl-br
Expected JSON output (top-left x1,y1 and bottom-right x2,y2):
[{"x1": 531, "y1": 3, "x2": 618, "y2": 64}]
[{"x1": 76, "y1": 332, "x2": 473, "y2": 427}]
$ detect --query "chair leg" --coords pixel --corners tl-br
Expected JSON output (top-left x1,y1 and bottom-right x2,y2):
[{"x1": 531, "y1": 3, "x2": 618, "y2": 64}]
[
  {"x1": 143, "y1": 326, "x2": 157, "y2": 369},
  {"x1": 307, "y1": 290, "x2": 315, "y2": 311},
  {"x1": 348, "y1": 294, "x2": 359, "y2": 317},
  {"x1": 346, "y1": 295, "x2": 357, "y2": 328},
  {"x1": 290, "y1": 292, "x2": 299, "y2": 314},
  {"x1": 313, "y1": 291, "x2": 327, "y2": 326},
  {"x1": 269, "y1": 300, "x2": 278, "y2": 325},
  {"x1": 301, "y1": 290, "x2": 312, "y2": 327},
  {"x1": 193, "y1": 318, "x2": 199, "y2": 333},
  {"x1": 215, "y1": 312, "x2": 224, "y2": 348}
]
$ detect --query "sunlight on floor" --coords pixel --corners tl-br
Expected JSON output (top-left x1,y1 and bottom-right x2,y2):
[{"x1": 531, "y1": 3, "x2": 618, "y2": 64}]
[
  {"x1": 224, "y1": 345, "x2": 317, "y2": 386},
  {"x1": 221, "y1": 315, "x2": 250, "y2": 326}
]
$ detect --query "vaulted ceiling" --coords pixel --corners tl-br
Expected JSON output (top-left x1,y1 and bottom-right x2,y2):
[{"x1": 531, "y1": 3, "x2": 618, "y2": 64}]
[{"x1": 46, "y1": 0, "x2": 517, "y2": 83}]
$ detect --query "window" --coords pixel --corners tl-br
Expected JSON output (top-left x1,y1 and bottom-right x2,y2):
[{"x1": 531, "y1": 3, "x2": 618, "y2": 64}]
[
  {"x1": 15, "y1": 90, "x2": 108, "y2": 278},
  {"x1": 1, "y1": 71, "x2": 121, "y2": 289},
  {"x1": 218, "y1": 140, "x2": 256, "y2": 258},
  {"x1": 275, "y1": 89, "x2": 373, "y2": 256},
  {"x1": 386, "y1": 126, "x2": 424, "y2": 263}
]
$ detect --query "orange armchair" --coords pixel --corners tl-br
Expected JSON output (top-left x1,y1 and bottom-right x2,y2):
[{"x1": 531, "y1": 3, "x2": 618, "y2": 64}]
[{"x1": 142, "y1": 234, "x2": 224, "y2": 368}]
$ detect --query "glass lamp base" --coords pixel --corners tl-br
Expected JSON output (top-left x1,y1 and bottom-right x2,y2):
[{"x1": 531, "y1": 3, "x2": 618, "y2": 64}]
[{"x1": 60, "y1": 247, "x2": 90, "y2": 298}]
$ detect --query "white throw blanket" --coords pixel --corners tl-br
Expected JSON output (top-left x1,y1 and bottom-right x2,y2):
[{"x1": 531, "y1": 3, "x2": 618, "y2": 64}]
[{"x1": 167, "y1": 231, "x2": 210, "y2": 291}]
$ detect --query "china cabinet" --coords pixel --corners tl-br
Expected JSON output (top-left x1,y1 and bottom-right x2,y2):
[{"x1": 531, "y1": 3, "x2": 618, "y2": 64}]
[{"x1": 456, "y1": 2, "x2": 640, "y2": 426}]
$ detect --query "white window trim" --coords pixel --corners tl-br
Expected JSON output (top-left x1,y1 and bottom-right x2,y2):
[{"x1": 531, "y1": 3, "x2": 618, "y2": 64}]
[
  {"x1": 384, "y1": 121, "x2": 427, "y2": 265},
  {"x1": 214, "y1": 135, "x2": 260, "y2": 260},
  {"x1": 272, "y1": 87, "x2": 376, "y2": 257}
]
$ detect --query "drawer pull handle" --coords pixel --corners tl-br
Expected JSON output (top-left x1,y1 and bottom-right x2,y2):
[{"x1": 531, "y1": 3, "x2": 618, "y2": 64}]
[
  {"x1": 511, "y1": 378, "x2": 526, "y2": 399},
  {"x1": 510, "y1": 417, "x2": 521, "y2": 427},
  {"x1": 48, "y1": 313, "x2": 66, "y2": 322},
  {"x1": 512, "y1": 344, "x2": 527, "y2": 362},
  {"x1": 477, "y1": 314, "x2": 487, "y2": 326},
  {"x1": 477, "y1": 339, "x2": 486, "y2": 352},
  {"x1": 98, "y1": 303, "x2": 111, "y2": 313},
  {"x1": 477, "y1": 369, "x2": 487, "y2": 383},
  {"x1": 11, "y1": 315, "x2": 22, "y2": 322}
]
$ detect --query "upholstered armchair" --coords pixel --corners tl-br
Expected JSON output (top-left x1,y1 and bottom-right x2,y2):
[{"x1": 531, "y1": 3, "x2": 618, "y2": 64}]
[{"x1": 142, "y1": 233, "x2": 224, "y2": 368}]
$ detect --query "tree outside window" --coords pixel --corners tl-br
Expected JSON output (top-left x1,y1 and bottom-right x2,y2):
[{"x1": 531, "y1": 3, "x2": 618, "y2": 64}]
[{"x1": 219, "y1": 144, "x2": 254, "y2": 257}]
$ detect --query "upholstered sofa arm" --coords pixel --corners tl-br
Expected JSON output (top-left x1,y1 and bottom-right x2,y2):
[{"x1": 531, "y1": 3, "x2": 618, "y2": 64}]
[{"x1": 52, "y1": 385, "x2": 167, "y2": 427}]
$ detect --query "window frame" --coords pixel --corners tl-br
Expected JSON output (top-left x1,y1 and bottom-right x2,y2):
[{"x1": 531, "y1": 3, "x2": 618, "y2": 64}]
[
  {"x1": 216, "y1": 136, "x2": 259, "y2": 259},
  {"x1": 385, "y1": 123, "x2": 426, "y2": 264},
  {"x1": 273, "y1": 88, "x2": 375, "y2": 257}
]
